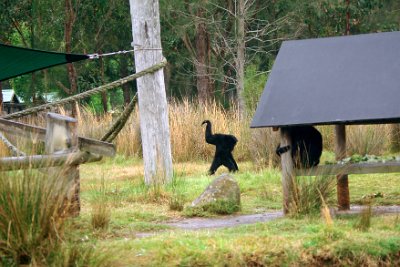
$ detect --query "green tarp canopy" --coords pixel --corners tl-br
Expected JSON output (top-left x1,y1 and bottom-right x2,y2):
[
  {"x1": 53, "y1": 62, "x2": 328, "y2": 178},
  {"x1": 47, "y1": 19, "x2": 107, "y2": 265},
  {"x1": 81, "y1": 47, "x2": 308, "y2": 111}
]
[{"x1": 0, "y1": 43, "x2": 89, "y2": 82}]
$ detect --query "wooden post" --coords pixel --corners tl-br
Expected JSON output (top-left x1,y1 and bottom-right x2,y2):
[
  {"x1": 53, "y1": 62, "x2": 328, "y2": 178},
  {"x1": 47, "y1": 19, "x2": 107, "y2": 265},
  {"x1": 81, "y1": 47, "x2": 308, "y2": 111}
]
[
  {"x1": 129, "y1": 0, "x2": 173, "y2": 185},
  {"x1": 280, "y1": 128, "x2": 295, "y2": 214},
  {"x1": 45, "y1": 112, "x2": 80, "y2": 215},
  {"x1": 335, "y1": 125, "x2": 350, "y2": 210}
]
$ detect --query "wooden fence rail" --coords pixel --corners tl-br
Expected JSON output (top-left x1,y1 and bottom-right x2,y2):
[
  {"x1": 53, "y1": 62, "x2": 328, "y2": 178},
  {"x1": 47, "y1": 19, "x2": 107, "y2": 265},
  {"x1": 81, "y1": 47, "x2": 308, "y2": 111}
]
[
  {"x1": 0, "y1": 112, "x2": 116, "y2": 215},
  {"x1": 0, "y1": 117, "x2": 115, "y2": 157},
  {"x1": 0, "y1": 152, "x2": 101, "y2": 171},
  {"x1": 296, "y1": 161, "x2": 400, "y2": 176}
]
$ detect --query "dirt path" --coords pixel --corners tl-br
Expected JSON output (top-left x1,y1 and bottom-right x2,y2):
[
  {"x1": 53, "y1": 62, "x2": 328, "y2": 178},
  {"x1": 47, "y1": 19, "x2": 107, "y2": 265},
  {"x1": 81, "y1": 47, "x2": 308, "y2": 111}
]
[
  {"x1": 165, "y1": 205, "x2": 400, "y2": 230},
  {"x1": 134, "y1": 205, "x2": 400, "y2": 238},
  {"x1": 165, "y1": 211, "x2": 284, "y2": 230}
]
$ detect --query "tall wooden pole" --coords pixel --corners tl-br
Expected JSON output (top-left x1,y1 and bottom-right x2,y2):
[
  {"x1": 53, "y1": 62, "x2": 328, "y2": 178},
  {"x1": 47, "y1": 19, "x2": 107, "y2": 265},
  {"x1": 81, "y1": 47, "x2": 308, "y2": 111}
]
[
  {"x1": 129, "y1": 0, "x2": 173, "y2": 185},
  {"x1": 280, "y1": 128, "x2": 295, "y2": 214},
  {"x1": 236, "y1": 0, "x2": 246, "y2": 118},
  {"x1": 335, "y1": 125, "x2": 349, "y2": 210}
]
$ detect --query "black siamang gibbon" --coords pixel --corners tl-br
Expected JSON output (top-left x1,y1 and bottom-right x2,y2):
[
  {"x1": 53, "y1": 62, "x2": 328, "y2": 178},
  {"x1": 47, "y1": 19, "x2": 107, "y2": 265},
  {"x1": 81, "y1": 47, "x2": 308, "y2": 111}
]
[
  {"x1": 276, "y1": 126, "x2": 323, "y2": 169},
  {"x1": 202, "y1": 120, "x2": 239, "y2": 175}
]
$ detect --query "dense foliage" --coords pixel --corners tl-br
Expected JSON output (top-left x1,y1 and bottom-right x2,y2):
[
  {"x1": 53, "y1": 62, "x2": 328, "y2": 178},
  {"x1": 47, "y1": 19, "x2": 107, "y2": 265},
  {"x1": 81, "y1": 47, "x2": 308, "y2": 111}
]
[{"x1": 0, "y1": 0, "x2": 399, "y2": 113}]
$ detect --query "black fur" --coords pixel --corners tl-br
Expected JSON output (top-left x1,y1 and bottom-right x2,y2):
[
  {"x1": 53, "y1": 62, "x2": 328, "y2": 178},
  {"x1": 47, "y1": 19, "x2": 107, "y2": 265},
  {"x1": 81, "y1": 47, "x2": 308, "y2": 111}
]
[
  {"x1": 276, "y1": 126, "x2": 323, "y2": 169},
  {"x1": 202, "y1": 120, "x2": 239, "y2": 175}
]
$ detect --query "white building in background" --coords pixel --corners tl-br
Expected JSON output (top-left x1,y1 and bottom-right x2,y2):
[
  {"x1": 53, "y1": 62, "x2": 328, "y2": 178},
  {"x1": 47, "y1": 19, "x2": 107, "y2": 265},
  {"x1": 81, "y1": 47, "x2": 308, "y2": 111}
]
[
  {"x1": 2, "y1": 89, "x2": 24, "y2": 114},
  {"x1": 2, "y1": 89, "x2": 61, "y2": 114}
]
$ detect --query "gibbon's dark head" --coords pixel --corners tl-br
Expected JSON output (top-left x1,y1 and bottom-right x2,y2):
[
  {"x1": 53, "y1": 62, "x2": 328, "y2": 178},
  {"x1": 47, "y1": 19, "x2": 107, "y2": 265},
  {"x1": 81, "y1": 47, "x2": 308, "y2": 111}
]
[{"x1": 202, "y1": 120, "x2": 211, "y2": 126}]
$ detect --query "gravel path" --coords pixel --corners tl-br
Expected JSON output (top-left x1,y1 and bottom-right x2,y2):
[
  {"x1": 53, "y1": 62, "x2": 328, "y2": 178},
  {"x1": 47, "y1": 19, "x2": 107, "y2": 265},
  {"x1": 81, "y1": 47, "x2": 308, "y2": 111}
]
[
  {"x1": 165, "y1": 210, "x2": 284, "y2": 230},
  {"x1": 134, "y1": 205, "x2": 400, "y2": 238},
  {"x1": 165, "y1": 205, "x2": 400, "y2": 230}
]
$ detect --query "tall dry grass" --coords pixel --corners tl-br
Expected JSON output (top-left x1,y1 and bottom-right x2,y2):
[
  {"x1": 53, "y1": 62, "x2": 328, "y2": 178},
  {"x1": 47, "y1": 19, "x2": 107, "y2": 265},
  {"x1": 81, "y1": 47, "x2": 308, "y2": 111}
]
[
  {"x1": 0, "y1": 102, "x2": 395, "y2": 166},
  {"x1": 347, "y1": 125, "x2": 390, "y2": 155},
  {"x1": 110, "y1": 99, "x2": 279, "y2": 166}
]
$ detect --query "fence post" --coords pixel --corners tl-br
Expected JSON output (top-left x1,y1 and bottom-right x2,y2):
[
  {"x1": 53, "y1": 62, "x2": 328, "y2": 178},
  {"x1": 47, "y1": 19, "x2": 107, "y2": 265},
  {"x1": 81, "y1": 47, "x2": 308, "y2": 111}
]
[
  {"x1": 280, "y1": 127, "x2": 295, "y2": 214},
  {"x1": 335, "y1": 125, "x2": 350, "y2": 210},
  {"x1": 45, "y1": 112, "x2": 80, "y2": 215}
]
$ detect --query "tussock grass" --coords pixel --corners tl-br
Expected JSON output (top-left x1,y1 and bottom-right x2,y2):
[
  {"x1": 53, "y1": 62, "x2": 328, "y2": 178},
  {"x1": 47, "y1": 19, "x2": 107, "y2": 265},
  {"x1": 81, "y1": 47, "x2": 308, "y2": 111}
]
[
  {"x1": 91, "y1": 178, "x2": 111, "y2": 230},
  {"x1": 289, "y1": 174, "x2": 336, "y2": 216},
  {"x1": 48, "y1": 242, "x2": 117, "y2": 267},
  {"x1": 0, "y1": 170, "x2": 72, "y2": 265},
  {"x1": 355, "y1": 201, "x2": 373, "y2": 232}
]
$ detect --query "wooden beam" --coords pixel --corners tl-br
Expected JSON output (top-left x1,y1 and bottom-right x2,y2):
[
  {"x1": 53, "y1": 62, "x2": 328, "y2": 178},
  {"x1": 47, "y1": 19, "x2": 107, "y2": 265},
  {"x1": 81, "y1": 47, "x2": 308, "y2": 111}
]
[
  {"x1": 0, "y1": 152, "x2": 101, "y2": 171},
  {"x1": 78, "y1": 137, "x2": 115, "y2": 157},
  {"x1": 0, "y1": 117, "x2": 115, "y2": 157},
  {"x1": 296, "y1": 161, "x2": 400, "y2": 176}
]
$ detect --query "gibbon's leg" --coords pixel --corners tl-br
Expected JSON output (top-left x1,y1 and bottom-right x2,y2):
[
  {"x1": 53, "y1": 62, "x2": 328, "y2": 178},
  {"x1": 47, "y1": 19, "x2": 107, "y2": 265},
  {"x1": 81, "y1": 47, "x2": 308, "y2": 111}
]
[
  {"x1": 209, "y1": 154, "x2": 222, "y2": 175},
  {"x1": 222, "y1": 152, "x2": 238, "y2": 172},
  {"x1": 231, "y1": 153, "x2": 239, "y2": 171}
]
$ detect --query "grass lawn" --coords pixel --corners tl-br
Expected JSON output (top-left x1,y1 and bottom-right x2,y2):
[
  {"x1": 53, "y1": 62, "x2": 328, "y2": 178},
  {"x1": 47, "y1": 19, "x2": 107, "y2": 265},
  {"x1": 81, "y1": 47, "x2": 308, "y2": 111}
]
[{"x1": 67, "y1": 156, "x2": 400, "y2": 266}]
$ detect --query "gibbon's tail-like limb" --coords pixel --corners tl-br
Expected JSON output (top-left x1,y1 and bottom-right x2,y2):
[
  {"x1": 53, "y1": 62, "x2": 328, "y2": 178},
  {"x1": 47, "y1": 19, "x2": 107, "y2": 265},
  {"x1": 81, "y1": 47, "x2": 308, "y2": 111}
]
[{"x1": 202, "y1": 120, "x2": 238, "y2": 174}]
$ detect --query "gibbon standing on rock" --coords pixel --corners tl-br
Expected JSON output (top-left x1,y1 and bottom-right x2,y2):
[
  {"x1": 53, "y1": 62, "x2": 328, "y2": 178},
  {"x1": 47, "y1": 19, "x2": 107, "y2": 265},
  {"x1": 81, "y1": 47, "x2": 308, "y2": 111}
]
[{"x1": 202, "y1": 120, "x2": 239, "y2": 175}]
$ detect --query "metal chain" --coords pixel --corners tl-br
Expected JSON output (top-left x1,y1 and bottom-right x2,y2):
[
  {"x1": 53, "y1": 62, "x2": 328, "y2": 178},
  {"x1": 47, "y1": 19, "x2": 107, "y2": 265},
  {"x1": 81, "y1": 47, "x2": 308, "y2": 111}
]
[{"x1": 88, "y1": 48, "x2": 162, "y2": 59}]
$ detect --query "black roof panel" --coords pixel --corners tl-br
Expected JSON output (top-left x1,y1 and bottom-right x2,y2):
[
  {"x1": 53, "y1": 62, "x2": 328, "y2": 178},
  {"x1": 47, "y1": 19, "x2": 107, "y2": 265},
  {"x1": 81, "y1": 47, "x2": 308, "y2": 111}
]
[{"x1": 251, "y1": 31, "x2": 400, "y2": 128}]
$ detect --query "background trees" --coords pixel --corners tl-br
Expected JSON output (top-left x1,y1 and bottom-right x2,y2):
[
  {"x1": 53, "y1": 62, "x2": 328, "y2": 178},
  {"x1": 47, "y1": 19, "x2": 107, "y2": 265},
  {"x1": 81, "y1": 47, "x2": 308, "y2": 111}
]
[{"x1": 0, "y1": 0, "x2": 399, "y2": 114}]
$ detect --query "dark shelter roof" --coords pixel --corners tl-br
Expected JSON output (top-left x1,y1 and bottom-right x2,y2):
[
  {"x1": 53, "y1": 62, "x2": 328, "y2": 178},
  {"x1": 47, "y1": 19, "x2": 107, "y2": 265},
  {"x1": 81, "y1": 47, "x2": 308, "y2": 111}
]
[
  {"x1": 0, "y1": 43, "x2": 89, "y2": 82},
  {"x1": 251, "y1": 31, "x2": 400, "y2": 128}
]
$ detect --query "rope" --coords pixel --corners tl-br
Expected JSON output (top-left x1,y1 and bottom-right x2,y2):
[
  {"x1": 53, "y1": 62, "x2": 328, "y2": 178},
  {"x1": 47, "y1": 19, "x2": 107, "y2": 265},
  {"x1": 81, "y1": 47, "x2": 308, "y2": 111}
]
[
  {"x1": 1, "y1": 59, "x2": 167, "y2": 120},
  {"x1": 0, "y1": 132, "x2": 26, "y2": 156},
  {"x1": 101, "y1": 93, "x2": 138, "y2": 142}
]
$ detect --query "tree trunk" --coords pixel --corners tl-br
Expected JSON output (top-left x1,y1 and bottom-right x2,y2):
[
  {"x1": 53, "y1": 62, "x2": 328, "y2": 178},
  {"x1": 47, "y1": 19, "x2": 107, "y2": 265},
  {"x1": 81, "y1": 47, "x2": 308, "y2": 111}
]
[
  {"x1": 120, "y1": 57, "x2": 131, "y2": 106},
  {"x1": 64, "y1": 0, "x2": 78, "y2": 117},
  {"x1": 99, "y1": 53, "x2": 108, "y2": 113},
  {"x1": 129, "y1": 0, "x2": 173, "y2": 185},
  {"x1": 236, "y1": 0, "x2": 246, "y2": 118},
  {"x1": 195, "y1": 7, "x2": 212, "y2": 104}
]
